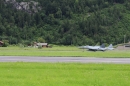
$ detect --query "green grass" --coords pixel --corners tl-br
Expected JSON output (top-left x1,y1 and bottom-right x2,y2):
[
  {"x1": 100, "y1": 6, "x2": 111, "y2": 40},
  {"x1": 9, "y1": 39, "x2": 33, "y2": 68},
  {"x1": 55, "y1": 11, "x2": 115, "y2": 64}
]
[
  {"x1": 0, "y1": 62, "x2": 130, "y2": 86},
  {"x1": 0, "y1": 46, "x2": 130, "y2": 57}
]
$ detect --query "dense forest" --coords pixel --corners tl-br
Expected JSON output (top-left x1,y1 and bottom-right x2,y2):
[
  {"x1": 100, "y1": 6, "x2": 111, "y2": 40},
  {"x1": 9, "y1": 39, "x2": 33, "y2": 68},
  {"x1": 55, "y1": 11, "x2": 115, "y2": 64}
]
[{"x1": 0, "y1": 0, "x2": 130, "y2": 46}]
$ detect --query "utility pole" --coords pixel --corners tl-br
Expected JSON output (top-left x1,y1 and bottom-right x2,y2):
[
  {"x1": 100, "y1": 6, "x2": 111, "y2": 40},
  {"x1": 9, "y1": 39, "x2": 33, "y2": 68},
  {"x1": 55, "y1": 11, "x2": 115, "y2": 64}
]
[{"x1": 124, "y1": 35, "x2": 126, "y2": 49}]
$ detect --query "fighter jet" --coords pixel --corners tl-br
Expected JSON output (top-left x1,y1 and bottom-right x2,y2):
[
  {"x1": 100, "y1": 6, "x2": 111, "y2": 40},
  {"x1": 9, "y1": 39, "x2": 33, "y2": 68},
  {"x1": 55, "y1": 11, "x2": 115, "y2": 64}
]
[
  {"x1": 88, "y1": 44, "x2": 114, "y2": 51},
  {"x1": 79, "y1": 44, "x2": 114, "y2": 51}
]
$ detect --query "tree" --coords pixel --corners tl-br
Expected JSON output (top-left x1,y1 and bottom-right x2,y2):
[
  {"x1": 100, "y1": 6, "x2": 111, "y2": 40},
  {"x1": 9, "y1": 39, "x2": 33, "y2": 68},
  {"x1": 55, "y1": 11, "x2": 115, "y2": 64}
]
[{"x1": 37, "y1": 37, "x2": 45, "y2": 43}]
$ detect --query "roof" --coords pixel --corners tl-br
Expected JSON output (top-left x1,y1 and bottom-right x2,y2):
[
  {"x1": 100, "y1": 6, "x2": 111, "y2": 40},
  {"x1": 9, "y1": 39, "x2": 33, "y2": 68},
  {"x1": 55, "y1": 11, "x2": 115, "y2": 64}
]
[
  {"x1": 0, "y1": 41, "x2": 4, "y2": 44},
  {"x1": 37, "y1": 43, "x2": 48, "y2": 46}
]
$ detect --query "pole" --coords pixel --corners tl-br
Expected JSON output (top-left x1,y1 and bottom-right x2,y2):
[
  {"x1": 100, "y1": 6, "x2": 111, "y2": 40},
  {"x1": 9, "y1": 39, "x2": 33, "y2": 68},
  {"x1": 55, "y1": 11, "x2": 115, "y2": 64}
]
[{"x1": 124, "y1": 35, "x2": 126, "y2": 49}]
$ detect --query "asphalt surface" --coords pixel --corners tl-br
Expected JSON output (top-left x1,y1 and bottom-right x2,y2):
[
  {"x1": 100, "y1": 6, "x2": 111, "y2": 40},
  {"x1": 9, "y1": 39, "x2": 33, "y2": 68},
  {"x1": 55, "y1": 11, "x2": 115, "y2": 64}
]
[{"x1": 0, "y1": 56, "x2": 130, "y2": 64}]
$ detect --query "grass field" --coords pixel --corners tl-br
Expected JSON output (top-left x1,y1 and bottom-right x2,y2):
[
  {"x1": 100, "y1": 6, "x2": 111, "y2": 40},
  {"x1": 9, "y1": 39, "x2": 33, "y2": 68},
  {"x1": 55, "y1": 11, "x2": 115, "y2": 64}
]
[
  {"x1": 0, "y1": 62, "x2": 130, "y2": 86},
  {"x1": 0, "y1": 46, "x2": 130, "y2": 57},
  {"x1": 0, "y1": 46, "x2": 130, "y2": 86}
]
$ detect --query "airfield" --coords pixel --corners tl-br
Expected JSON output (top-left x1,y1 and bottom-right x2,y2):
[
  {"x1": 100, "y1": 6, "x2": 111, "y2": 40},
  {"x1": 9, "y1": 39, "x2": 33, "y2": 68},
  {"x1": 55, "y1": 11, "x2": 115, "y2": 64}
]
[
  {"x1": 0, "y1": 45, "x2": 130, "y2": 57},
  {"x1": 0, "y1": 45, "x2": 130, "y2": 63},
  {"x1": 1, "y1": 46, "x2": 130, "y2": 86}
]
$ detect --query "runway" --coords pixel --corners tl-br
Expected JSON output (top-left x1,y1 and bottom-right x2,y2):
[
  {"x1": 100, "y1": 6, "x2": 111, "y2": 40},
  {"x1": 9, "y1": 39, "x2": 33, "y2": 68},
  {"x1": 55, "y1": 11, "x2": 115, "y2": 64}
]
[{"x1": 0, "y1": 56, "x2": 130, "y2": 64}]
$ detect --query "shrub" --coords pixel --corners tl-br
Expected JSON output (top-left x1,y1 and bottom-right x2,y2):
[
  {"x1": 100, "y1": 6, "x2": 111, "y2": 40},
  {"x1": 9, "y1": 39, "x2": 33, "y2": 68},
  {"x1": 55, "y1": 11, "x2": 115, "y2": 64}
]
[
  {"x1": 2, "y1": 40, "x2": 9, "y2": 47},
  {"x1": 38, "y1": 45, "x2": 42, "y2": 49}
]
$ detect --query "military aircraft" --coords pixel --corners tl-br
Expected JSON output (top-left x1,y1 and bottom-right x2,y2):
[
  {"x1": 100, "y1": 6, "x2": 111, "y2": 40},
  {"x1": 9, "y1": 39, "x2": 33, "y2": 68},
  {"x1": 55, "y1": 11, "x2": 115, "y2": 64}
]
[{"x1": 78, "y1": 44, "x2": 114, "y2": 51}]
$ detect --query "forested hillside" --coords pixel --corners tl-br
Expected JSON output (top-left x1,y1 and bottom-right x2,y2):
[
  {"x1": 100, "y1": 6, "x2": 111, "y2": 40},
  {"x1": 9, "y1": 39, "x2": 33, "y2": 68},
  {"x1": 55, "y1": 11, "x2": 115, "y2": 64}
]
[{"x1": 0, "y1": 0, "x2": 130, "y2": 45}]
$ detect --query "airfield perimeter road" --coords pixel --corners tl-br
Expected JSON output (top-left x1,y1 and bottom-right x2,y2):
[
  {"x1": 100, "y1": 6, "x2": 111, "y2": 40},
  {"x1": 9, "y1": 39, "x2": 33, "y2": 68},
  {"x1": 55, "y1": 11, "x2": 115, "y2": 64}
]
[{"x1": 0, "y1": 56, "x2": 130, "y2": 64}]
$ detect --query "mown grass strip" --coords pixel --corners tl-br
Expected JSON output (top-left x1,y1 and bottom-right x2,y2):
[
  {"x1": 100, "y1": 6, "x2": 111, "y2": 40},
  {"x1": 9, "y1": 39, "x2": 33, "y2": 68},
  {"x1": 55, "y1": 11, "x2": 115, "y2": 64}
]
[
  {"x1": 0, "y1": 62, "x2": 130, "y2": 86},
  {"x1": 0, "y1": 47, "x2": 130, "y2": 57}
]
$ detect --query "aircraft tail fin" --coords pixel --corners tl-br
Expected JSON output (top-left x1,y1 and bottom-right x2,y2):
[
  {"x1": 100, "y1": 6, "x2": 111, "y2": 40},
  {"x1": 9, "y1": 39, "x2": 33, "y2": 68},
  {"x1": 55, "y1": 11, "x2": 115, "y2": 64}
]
[
  {"x1": 100, "y1": 44, "x2": 105, "y2": 48},
  {"x1": 108, "y1": 44, "x2": 113, "y2": 48}
]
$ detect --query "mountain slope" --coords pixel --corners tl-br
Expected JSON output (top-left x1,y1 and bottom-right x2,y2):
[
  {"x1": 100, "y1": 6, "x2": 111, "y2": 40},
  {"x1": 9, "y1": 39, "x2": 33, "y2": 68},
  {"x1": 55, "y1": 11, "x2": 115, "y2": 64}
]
[{"x1": 0, "y1": 0, "x2": 130, "y2": 45}]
